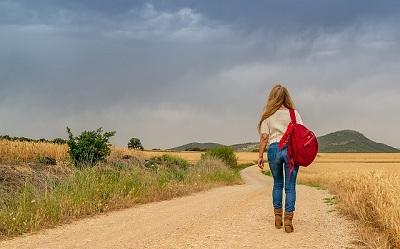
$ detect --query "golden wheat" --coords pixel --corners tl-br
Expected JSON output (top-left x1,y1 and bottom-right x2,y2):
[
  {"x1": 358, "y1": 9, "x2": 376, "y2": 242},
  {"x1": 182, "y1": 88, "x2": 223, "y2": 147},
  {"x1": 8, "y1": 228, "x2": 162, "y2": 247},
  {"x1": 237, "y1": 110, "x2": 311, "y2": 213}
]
[
  {"x1": 0, "y1": 140, "x2": 69, "y2": 165},
  {"x1": 298, "y1": 154, "x2": 400, "y2": 249}
]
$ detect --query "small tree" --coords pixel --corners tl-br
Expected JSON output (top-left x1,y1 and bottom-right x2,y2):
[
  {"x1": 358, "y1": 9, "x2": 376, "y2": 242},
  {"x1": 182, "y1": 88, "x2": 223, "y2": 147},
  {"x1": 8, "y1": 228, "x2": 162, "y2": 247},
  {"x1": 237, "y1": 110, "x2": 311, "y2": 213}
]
[
  {"x1": 66, "y1": 127, "x2": 116, "y2": 167},
  {"x1": 128, "y1": 137, "x2": 144, "y2": 150}
]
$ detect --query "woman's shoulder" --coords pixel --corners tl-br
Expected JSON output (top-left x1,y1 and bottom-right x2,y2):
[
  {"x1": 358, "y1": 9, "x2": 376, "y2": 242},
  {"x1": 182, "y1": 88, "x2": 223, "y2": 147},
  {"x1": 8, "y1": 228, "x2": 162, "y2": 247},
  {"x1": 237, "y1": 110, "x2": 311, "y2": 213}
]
[{"x1": 276, "y1": 108, "x2": 302, "y2": 119}]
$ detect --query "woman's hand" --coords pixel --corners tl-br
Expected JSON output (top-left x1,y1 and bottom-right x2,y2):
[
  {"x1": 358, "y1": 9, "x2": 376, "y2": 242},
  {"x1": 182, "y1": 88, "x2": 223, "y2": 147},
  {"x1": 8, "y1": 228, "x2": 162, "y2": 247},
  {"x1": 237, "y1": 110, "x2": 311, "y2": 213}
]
[{"x1": 258, "y1": 157, "x2": 264, "y2": 169}]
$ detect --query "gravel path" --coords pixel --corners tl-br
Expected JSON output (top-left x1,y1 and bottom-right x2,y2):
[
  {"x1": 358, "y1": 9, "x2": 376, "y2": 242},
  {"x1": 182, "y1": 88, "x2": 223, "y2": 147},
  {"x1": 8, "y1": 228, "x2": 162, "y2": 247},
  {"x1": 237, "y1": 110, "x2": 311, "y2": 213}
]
[{"x1": 0, "y1": 166, "x2": 356, "y2": 249}]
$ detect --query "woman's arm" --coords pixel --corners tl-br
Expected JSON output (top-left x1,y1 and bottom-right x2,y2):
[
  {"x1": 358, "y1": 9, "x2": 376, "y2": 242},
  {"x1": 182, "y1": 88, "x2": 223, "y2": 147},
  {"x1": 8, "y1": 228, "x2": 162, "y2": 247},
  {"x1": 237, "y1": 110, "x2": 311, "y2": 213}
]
[{"x1": 258, "y1": 133, "x2": 269, "y2": 169}]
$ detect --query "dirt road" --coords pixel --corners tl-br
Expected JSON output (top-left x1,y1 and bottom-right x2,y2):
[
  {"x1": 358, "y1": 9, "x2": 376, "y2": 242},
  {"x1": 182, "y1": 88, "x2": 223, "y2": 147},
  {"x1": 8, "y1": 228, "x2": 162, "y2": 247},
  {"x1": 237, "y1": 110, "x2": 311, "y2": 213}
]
[{"x1": 0, "y1": 166, "x2": 355, "y2": 249}]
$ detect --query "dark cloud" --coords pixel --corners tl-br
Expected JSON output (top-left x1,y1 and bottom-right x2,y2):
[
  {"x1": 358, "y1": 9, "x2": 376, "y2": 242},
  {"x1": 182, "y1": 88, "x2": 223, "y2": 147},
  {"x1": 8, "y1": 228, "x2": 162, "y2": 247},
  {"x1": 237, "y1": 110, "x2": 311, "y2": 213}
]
[{"x1": 0, "y1": 1, "x2": 399, "y2": 148}]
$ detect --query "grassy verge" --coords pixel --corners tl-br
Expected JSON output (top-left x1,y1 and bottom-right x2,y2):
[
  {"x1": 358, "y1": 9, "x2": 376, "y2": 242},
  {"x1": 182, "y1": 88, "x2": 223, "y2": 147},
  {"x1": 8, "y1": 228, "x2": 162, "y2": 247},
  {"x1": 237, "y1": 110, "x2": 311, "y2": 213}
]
[
  {"x1": 233, "y1": 162, "x2": 255, "y2": 173},
  {"x1": 324, "y1": 171, "x2": 400, "y2": 249},
  {"x1": 0, "y1": 156, "x2": 241, "y2": 239},
  {"x1": 262, "y1": 169, "x2": 272, "y2": 176},
  {"x1": 298, "y1": 171, "x2": 400, "y2": 249}
]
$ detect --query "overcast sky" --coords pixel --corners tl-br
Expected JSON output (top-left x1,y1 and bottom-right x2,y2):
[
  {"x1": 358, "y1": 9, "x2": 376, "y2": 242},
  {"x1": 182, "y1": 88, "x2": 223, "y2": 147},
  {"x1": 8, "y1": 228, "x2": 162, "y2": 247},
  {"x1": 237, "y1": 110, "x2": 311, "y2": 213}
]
[{"x1": 1, "y1": 0, "x2": 399, "y2": 149}]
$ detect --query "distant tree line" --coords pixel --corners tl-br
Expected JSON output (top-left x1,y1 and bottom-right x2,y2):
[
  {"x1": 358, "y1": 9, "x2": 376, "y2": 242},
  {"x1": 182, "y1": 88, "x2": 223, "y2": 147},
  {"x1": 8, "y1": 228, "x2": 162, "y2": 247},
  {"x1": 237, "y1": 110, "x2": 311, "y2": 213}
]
[
  {"x1": 185, "y1": 147, "x2": 207, "y2": 152},
  {"x1": 0, "y1": 135, "x2": 67, "y2": 144}
]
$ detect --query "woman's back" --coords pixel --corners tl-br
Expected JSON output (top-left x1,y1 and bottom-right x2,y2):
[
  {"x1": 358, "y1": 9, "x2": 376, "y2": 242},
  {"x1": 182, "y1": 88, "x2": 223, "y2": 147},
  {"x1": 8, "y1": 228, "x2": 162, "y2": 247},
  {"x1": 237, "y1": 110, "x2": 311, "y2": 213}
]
[
  {"x1": 260, "y1": 109, "x2": 303, "y2": 145},
  {"x1": 257, "y1": 84, "x2": 302, "y2": 233}
]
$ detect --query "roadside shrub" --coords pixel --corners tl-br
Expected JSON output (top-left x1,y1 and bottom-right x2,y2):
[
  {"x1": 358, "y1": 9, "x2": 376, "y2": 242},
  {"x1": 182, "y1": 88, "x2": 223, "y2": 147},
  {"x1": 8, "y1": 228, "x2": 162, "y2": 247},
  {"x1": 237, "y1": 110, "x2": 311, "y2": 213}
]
[
  {"x1": 66, "y1": 127, "x2": 116, "y2": 167},
  {"x1": 201, "y1": 146, "x2": 237, "y2": 168},
  {"x1": 195, "y1": 158, "x2": 229, "y2": 173},
  {"x1": 147, "y1": 154, "x2": 189, "y2": 171},
  {"x1": 157, "y1": 167, "x2": 186, "y2": 187}
]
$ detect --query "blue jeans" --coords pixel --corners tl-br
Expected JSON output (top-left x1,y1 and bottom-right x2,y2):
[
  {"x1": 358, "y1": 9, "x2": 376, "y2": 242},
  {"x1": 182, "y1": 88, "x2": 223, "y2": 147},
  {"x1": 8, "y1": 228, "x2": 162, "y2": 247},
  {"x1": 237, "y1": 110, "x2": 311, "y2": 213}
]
[{"x1": 267, "y1": 142, "x2": 299, "y2": 212}]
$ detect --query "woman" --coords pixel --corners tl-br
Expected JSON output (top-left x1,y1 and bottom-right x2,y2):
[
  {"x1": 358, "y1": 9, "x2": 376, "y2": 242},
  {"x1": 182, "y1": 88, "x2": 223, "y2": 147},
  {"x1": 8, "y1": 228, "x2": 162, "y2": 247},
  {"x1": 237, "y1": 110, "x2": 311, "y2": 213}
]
[{"x1": 257, "y1": 84, "x2": 303, "y2": 233}]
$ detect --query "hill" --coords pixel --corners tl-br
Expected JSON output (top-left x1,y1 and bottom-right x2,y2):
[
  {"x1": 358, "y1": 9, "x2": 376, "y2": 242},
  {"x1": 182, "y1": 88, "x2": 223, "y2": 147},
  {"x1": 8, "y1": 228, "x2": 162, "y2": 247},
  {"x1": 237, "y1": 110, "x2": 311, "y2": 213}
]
[
  {"x1": 170, "y1": 130, "x2": 399, "y2": 153},
  {"x1": 318, "y1": 130, "x2": 399, "y2": 153}
]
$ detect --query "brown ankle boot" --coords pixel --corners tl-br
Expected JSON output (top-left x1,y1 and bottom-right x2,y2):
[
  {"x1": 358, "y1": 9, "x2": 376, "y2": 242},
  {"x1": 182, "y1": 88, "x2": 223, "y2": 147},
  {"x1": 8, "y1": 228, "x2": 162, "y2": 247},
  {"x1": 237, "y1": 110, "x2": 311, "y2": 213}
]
[
  {"x1": 284, "y1": 212, "x2": 294, "y2": 233},
  {"x1": 274, "y1": 208, "x2": 283, "y2": 229}
]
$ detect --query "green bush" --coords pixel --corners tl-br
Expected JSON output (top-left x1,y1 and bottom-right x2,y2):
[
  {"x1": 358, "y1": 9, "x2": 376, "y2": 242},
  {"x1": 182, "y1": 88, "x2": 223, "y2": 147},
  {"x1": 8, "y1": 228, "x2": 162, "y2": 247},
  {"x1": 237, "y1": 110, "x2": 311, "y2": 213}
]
[
  {"x1": 201, "y1": 146, "x2": 238, "y2": 168},
  {"x1": 66, "y1": 127, "x2": 116, "y2": 167},
  {"x1": 147, "y1": 154, "x2": 189, "y2": 171}
]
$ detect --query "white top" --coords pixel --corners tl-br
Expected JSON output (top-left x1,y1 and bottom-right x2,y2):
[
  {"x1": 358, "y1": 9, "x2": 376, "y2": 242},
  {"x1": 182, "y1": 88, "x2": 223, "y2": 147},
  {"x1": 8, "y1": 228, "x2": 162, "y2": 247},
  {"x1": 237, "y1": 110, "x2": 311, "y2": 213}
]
[{"x1": 260, "y1": 109, "x2": 303, "y2": 145}]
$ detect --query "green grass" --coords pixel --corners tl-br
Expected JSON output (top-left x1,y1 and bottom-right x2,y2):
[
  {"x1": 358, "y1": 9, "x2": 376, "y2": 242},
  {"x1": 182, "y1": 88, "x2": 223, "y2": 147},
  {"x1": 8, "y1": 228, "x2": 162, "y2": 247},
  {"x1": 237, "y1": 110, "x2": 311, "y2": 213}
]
[
  {"x1": 323, "y1": 196, "x2": 338, "y2": 213},
  {"x1": 262, "y1": 170, "x2": 272, "y2": 176},
  {"x1": 0, "y1": 156, "x2": 241, "y2": 239},
  {"x1": 232, "y1": 163, "x2": 254, "y2": 173},
  {"x1": 323, "y1": 196, "x2": 338, "y2": 206},
  {"x1": 298, "y1": 182, "x2": 325, "y2": 190}
]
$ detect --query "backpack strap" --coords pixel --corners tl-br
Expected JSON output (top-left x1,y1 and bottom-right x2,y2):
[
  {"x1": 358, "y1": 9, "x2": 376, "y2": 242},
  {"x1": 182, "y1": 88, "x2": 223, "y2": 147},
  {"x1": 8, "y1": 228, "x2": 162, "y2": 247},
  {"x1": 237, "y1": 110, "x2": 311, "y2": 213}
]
[{"x1": 289, "y1": 109, "x2": 297, "y2": 124}]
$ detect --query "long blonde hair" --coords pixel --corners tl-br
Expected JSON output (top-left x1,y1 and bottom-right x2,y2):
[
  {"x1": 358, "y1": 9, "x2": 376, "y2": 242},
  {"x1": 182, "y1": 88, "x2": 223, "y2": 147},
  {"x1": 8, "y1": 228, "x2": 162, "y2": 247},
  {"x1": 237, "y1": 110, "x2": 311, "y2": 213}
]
[{"x1": 257, "y1": 84, "x2": 295, "y2": 133}]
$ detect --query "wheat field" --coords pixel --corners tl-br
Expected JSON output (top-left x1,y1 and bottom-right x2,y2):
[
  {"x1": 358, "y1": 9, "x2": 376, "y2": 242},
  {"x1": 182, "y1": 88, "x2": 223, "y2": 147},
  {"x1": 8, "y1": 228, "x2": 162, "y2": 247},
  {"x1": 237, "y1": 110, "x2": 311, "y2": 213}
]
[
  {"x1": 0, "y1": 140, "x2": 69, "y2": 165},
  {"x1": 297, "y1": 153, "x2": 400, "y2": 249}
]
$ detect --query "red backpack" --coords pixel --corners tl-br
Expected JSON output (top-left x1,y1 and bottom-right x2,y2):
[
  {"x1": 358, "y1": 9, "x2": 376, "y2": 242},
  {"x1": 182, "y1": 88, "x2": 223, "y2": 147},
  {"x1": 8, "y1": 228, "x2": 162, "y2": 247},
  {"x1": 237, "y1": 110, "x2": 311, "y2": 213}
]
[{"x1": 279, "y1": 109, "x2": 318, "y2": 175}]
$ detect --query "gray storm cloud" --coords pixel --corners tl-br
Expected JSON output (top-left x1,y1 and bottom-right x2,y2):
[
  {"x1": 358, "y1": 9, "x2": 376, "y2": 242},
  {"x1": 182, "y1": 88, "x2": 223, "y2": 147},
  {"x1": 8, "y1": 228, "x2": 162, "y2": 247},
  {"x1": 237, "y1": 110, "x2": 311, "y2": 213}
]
[{"x1": 0, "y1": 1, "x2": 399, "y2": 148}]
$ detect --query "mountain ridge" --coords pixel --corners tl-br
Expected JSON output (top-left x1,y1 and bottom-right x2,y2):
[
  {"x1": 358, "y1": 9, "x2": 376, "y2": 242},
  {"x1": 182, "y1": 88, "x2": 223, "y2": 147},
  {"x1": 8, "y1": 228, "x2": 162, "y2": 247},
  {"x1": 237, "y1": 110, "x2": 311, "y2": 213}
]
[{"x1": 169, "y1": 130, "x2": 399, "y2": 153}]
